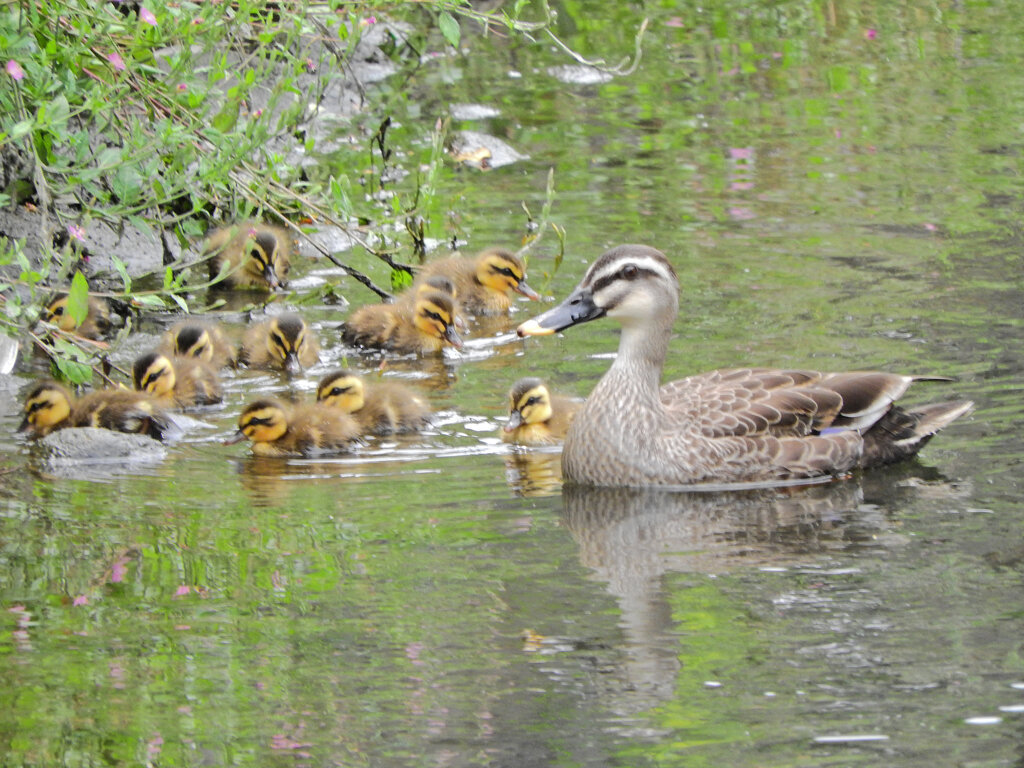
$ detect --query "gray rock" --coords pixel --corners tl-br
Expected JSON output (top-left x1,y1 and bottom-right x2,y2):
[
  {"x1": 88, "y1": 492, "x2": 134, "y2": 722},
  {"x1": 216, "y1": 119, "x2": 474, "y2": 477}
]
[{"x1": 33, "y1": 426, "x2": 167, "y2": 462}]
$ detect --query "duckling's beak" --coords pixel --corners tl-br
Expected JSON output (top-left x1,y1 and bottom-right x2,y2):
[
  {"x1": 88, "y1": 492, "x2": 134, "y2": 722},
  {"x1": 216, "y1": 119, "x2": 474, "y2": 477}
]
[
  {"x1": 514, "y1": 281, "x2": 540, "y2": 301},
  {"x1": 504, "y1": 411, "x2": 524, "y2": 432},
  {"x1": 223, "y1": 429, "x2": 248, "y2": 446},
  {"x1": 263, "y1": 264, "x2": 282, "y2": 291},
  {"x1": 16, "y1": 415, "x2": 32, "y2": 434},
  {"x1": 444, "y1": 324, "x2": 464, "y2": 349},
  {"x1": 283, "y1": 352, "x2": 303, "y2": 375},
  {"x1": 517, "y1": 286, "x2": 605, "y2": 336}
]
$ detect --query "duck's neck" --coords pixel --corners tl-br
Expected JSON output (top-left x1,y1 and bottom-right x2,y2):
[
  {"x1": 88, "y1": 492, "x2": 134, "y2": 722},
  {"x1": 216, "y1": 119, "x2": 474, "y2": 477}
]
[{"x1": 605, "y1": 319, "x2": 671, "y2": 401}]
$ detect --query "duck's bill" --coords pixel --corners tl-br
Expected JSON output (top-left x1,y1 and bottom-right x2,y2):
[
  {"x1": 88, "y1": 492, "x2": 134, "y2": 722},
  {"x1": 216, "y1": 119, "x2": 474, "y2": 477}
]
[
  {"x1": 516, "y1": 287, "x2": 605, "y2": 337},
  {"x1": 514, "y1": 281, "x2": 541, "y2": 301},
  {"x1": 264, "y1": 265, "x2": 282, "y2": 291},
  {"x1": 503, "y1": 411, "x2": 524, "y2": 432},
  {"x1": 283, "y1": 352, "x2": 303, "y2": 375},
  {"x1": 444, "y1": 325, "x2": 465, "y2": 349},
  {"x1": 16, "y1": 416, "x2": 32, "y2": 433},
  {"x1": 223, "y1": 430, "x2": 247, "y2": 446}
]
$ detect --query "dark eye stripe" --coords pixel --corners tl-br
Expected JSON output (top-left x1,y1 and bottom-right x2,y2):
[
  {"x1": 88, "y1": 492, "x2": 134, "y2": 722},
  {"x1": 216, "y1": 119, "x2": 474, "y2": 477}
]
[{"x1": 589, "y1": 265, "x2": 659, "y2": 294}]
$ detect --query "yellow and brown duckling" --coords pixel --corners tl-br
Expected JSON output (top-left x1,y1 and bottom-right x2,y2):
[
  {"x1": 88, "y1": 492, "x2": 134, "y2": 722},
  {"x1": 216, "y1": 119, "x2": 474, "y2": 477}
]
[
  {"x1": 239, "y1": 312, "x2": 320, "y2": 374},
  {"x1": 132, "y1": 351, "x2": 223, "y2": 408},
  {"x1": 419, "y1": 247, "x2": 539, "y2": 316},
  {"x1": 43, "y1": 294, "x2": 111, "y2": 340},
  {"x1": 225, "y1": 398, "x2": 360, "y2": 457},
  {"x1": 501, "y1": 377, "x2": 582, "y2": 446},
  {"x1": 341, "y1": 290, "x2": 463, "y2": 355},
  {"x1": 18, "y1": 381, "x2": 176, "y2": 441},
  {"x1": 203, "y1": 221, "x2": 294, "y2": 291},
  {"x1": 316, "y1": 370, "x2": 432, "y2": 435},
  {"x1": 161, "y1": 320, "x2": 238, "y2": 369},
  {"x1": 399, "y1": 273, "x2": 468, "y2": 332}
]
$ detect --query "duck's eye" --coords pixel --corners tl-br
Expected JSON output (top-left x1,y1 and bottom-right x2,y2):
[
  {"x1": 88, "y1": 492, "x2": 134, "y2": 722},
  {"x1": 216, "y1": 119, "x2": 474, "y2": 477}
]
[
  {"x1": 526, "y1": 396, "x2": 541, "y2": 406},
  {"x1": 622, "y1": 264, "x2": 639, "y2": 280}
]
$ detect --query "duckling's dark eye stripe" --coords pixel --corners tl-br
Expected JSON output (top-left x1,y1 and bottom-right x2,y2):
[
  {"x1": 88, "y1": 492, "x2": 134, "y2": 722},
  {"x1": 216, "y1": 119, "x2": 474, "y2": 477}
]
[
  {"x1": 271, "y1": 331, "x2": 292, "y2": 352},
  {"x1": 424, "y1": 309, "x2": 448, "y2": 323}
]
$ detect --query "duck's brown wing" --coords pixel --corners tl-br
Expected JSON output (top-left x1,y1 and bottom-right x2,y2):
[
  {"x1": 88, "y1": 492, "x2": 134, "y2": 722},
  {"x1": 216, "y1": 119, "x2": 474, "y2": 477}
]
[
  {"x1": 660, "y1": 368, "x2": 840, "y2": 438},
  {"x1": 660, "y1": 367, "x2": 971, "y2": 476}
]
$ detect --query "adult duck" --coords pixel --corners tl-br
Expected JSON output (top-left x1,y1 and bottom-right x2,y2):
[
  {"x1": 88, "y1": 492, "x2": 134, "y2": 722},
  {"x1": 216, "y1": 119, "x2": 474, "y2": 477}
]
[{"x1": 517, "y1": 244, "x2": 973, "y2": 487}]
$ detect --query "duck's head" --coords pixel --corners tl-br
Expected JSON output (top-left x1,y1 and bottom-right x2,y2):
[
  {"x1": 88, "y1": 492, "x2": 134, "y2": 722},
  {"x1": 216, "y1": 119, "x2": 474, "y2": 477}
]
[
  {"x1": 170, "y1": 323, "x2": 215, "y2": 361},
  {"x1": 517, "y1": 245, "x2": 679, "y2": 337},
  {"x1": 316, "y1": 370, "x2": 365, "y2": 413},
  {"x1": 18, "y1": 381, "x2": 73, "y2": 435},
  {"x1": 417, "y1": 274, "x2": 467, "y2": 332},
  {"x1": 43, "y1": 295, "x2": 78, "y2": 332},
  {"x1": 44, "y1": 294, "x2": 108, "y2": 334},
  {"x1": 413, "y1": 292, "x2": 464, "y2": 349},
  {"x1": 226, "y1": 399, "x2": 289, "y2": 445},
  {"x1": 244, "y1": 227, "x2": 289, "y2": 290},
  {"x1": 474, "y1": 248, "x2": 540, "y2": 301},
  {"x1": 132, "y1": 352, "x2": 176, "y2": 399},
  {"x1": 419, "y1": 274, "x2": 457, "y2": 300},
  {"x1": 265, "y1": 313, "x2": 312, "y2": 374},
  {"x1": 505, "y1": 377, "x2": 552, "y2": 432}
]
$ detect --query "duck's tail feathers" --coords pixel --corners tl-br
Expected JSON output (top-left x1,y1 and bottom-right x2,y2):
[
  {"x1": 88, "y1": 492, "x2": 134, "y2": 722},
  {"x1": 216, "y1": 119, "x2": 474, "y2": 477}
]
[{"x1": 860, "y1": 400, "x2": 973, "y2": 468}]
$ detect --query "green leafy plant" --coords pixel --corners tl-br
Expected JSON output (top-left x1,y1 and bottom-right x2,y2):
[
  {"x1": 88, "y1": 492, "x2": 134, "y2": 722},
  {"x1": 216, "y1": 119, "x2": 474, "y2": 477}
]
[{"x1": 0, "y1": 0, "x2": 629, "y2": 384}]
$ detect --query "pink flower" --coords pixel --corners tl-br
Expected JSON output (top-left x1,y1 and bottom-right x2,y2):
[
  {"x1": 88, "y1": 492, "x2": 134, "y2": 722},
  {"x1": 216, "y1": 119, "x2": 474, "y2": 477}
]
[
  {"x1": 139, "y1": 7, "x2": 157, "y2": 26},
  {"x1": 73, "y1": 595, "x2": 89, "y2": 606},
  {"x1": 67, "y1": 224, "x2": 85, "y2": 243},
  {"x1": 865, "y1": 28, "x2": 878, "y2": 40},
  {"x1": 174, "y1": 585, "x2": 191, "y2": 597},
  {"x1": 176, "y1": 83, "x2": 187, "y2": 92},
  {"x1": 107, "y1": 52, "x2": 125, "y2": 71},
  {"x1": 110, "y1": 558, "x2": 128, "y2": 583},
  {"x1": 360, "y1": 16, "x2": 377, "y2": 27},
  {"x1": 6, "y1": 60, "x2": 24, "y2": 81}
]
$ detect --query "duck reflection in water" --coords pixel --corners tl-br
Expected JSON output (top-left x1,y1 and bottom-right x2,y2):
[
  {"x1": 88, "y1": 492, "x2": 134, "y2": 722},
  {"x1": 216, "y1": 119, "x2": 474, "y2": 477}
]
[
  {"x1": 557, "y1": 478, "x2": 897, "y2": 711},
  {"x1": 504, "y1": 450, "x2": 564, "y2": 497}
]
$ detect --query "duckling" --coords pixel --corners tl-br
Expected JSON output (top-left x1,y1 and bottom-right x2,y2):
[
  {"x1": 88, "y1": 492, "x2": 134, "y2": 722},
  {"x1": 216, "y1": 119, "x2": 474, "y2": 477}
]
[
  {"x1": 316, "y1": 370, "x2": 432, "y2": 435},
  {"x1": 132, "y1": 351, "x2": 223, "y2": 408},
  {"x1": 225, "y1": 398, "x2": 360, "y2": 457},
  {"x1": 18, "y1": 381, "x2": 176, "y2": 441},
  {"x1": 419, "y1": 247, "x2": 540, "y2": 315},
  {"x1": 501, "y1": 377, "x2": 581, "y2": 446},
  {"x1": 341, "y1": 291, "x2": 463, "y2": 355},
  {"x1": 518, "y1": 245, "x2": 974, "y2": 486},
  {"x1": 161, "y1": 320, "x2": 238, "y2": 369},
  {"x1": 400, "y1": 273, "x2": 468, "y2": 332},
  {"x1": 239, "y1": 312, "x2": 320, "y2": 374},
  {"x1": 43, "y1": 294, "x2": 111, "y2": 340},
  {"x1": 203, "y1": 221, "x2": 293, "y2": 290}
]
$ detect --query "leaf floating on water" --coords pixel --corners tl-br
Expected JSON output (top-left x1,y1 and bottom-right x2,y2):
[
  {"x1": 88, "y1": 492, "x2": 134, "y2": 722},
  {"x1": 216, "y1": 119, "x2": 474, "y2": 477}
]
[
  {"x1": 451, "y1": 146, "x2": 492, "y2": 170},
  {"x1": 449, "y1": 130, "x2": 528, "y2": 169}
]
